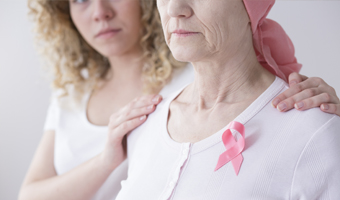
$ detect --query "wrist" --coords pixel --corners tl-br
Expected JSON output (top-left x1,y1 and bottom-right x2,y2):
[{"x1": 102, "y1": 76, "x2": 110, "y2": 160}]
[{"x1": 97, "y1": 152, "x2": 119, "y2": 173}]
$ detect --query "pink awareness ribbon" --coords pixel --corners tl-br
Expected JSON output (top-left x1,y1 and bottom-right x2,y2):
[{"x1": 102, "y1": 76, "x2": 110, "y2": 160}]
[{"x1": 214, "y1": 121, "x2": 245, "y2": 175}]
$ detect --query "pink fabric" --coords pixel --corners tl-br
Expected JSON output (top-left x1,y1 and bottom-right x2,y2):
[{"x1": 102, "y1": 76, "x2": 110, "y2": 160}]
[{"x1": 243, "y1": 0, "x2": 302, "y2": 82}]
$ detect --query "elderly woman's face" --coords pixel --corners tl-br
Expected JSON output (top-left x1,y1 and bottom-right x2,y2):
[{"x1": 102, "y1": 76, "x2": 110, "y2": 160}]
[{"x1": 157, "y1": 0, "x2": 250, "y2": 62}]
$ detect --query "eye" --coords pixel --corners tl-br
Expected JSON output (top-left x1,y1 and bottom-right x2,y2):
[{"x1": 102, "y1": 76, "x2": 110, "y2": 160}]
[{"x1": 72, "y1": 0, "x2": 89, "y2": 3}]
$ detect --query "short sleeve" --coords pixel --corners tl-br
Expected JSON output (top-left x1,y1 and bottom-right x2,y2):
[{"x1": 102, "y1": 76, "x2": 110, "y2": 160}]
[
  {"x1": 43, "y1": 96, "x2": 59, "y2": 131},
  {"x1": 290, "y1": 116, "x2": 340, "y2": 199}
]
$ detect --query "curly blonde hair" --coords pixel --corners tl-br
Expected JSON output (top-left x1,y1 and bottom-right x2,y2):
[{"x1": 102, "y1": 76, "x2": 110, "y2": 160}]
[{"x1": 28, "y1": 0, "x2": 185, "y2": 100}]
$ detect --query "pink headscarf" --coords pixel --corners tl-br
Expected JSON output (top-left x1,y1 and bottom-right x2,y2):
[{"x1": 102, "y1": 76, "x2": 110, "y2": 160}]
[{"x1": 243, "y1": 0, "x2": 302, "y2": 82}]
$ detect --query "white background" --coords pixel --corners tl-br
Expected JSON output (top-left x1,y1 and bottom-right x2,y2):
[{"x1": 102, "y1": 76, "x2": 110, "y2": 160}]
[{"x1": 1, "y1": 1, "x2": 340, "y2": 199}]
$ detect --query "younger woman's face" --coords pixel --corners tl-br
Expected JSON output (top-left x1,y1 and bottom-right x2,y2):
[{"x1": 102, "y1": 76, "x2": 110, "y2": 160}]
[{"x1": 70, "y1": 0, "x2": 142, "y2": 57}]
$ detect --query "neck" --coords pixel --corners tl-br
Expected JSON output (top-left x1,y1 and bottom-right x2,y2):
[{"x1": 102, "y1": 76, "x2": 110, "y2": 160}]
[
  {"x1": 105, "y1": 47, "x2": 144, "y2": 89},
  {"x1": 186, "y1": 41, "x2": 275, "y2": 109}
]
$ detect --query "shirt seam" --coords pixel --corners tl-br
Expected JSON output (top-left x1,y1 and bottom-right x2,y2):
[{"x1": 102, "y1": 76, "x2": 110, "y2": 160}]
[{"x1": 289, "y1": 115, "x2": 336, "y2": 200}]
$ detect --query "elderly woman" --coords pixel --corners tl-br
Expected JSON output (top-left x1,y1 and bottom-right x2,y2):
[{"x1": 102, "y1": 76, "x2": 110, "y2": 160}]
[{"x1": 116, "y1": 0, "x2": 340, "y2": 199}]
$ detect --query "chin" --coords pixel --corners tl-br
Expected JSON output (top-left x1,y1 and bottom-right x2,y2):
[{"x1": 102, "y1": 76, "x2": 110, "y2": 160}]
[
  {"x1": 97, "y1": 44, "x2": 132, "y2": 57},
  {"x1": 170, "y1": 45, "x2": 205, "y2": 63}
]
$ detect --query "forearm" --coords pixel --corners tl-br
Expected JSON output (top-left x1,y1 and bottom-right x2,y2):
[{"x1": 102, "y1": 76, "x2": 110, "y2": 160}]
[{"x1": 19, "y1": 154, "x2": 117, "y2": 200}]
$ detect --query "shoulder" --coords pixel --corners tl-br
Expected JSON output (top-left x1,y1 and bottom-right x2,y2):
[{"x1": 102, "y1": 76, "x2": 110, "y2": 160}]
[
  {"x1": 253, "y1": 79, "x2": 339, "y2": 155},
  {"x1": 255, "y1": 80, "x2": 340, "y2": 197},
  {"x1": 268, "y1": 84, "x2": 340, "y2": 196},
  {"x1": 48, "y1": 88, "x2": 89, "y2": 112},
  {"x1": 290, "y1": 114, "x2": 340, "y2": 198},
  {"x1": 269, "y1": 78, "x2": 338, "y2": 134},
  {"x1": 276, "y1": 83, "x2": 338, "y2": 134},
  {"x1": 293, "y1": 107, "x2": 338, "y2": 132},
  {"x1": 295, "y1": 108, "x2": 340, "y2": 152}
]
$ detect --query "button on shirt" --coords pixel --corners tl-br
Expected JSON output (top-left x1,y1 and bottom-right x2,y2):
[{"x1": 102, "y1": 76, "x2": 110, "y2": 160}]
[{"x1": 116, "y1": 77, "x2": 340, "y2": 200}]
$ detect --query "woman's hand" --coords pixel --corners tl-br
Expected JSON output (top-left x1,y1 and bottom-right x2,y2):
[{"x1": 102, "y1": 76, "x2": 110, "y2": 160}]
[
  {"x1": 19, "y1": 94, "x2": 162, "y2": 200},
  {"x1": 99, "y1": 94, "x2": 162, "y2": 170},
  {"x1": 272, "y1": 72, "x2": 340, "y2": 116}
]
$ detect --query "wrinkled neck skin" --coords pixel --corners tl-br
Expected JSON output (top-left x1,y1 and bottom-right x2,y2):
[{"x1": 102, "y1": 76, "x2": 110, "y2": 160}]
[{"x1": 181, "y1": 29, "x2": 275, "y2": 110}]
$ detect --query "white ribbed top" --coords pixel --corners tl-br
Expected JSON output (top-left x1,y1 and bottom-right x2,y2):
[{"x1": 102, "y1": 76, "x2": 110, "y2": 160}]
[{"x1": 116, "y1": 77, "x2": 340, "y2": 200}]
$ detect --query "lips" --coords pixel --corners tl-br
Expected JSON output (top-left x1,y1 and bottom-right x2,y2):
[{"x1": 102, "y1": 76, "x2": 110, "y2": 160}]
[
  {"x1": 95, "y1": 28, "x2": 121, "y2": 38},
  {"x1": 172, "y1": 29, "x2": 199, "y2": 37}
]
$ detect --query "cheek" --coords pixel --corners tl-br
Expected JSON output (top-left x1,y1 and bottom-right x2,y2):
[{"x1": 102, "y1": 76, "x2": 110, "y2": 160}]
[
  {"x1": 119, "y1": 1, "x2": 142, "y2": 34},
  {"x1": 70, "y1": 7, "x2": 92, "y2": 41},
  {"x1": 157, "y1": 7, "x2": 171, "y2": 45},
  {"x1": 196, "y1": 9, "x2": 227, "y2": 51},
  {"x1": 156, "y1": 3, "x2": 169, "y2": 32},
  {"x1": 162, "y1": 18, "x2": 171, "y2": 45},
  {"x1": 205, "y1": 20, "x2": 226, "y2": 51}
]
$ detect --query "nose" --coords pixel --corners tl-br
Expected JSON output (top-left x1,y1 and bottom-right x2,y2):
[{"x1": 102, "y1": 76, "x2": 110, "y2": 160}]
[
  {"x1": 92, "y1": 0, "x2": 114, "y2": 22},
  {"x1": 167, "y1": 0, "x2": 193, "y2": 18}
]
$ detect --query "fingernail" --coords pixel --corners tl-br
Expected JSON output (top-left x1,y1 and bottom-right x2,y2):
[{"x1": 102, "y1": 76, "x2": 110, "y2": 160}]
[
  {"x1": 152, "y1": 95, "x2": 160, "y2": 103},
  {"x1": 147, "y1": 105, "x2": 154, "y2": 110},
  {"x1": 295, "y1": 102, "x2": 304, "y2": 109},
  {"x1": 272, "y1": 99, "x2": 280, "y2": 107},
  {"x1": 321, "y1": 104, "x2": 329, "y2": 110},
  {"x1": 140, "y1": 115, "x2": 146, "y2": 120},
  {"x1": 290, "y1": 80, "x2": 298, "y2": 87},
  {"x1": 277, "y1": 102, "x2": 287, "y2": 112}
]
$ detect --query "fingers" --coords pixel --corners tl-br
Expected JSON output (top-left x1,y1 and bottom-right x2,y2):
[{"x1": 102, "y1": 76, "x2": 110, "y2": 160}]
[
  {"x1": 272, "y1": 77, "x2": 326, "y2": 108},
  {"x1": 106, "y1": 94, "x2": 161, "y2": 150},
  {"x1": 272, "y1": 75, "x2": 340, "y2": 115},
  {"x1": 117, "y1": 104, "x2": 156, "y2": 126},
  {"x1": 321, "y1": 104, "x2": 340, "y2": 116},
  {"x1": 275, "y1": 88, "x2": 338, "y2": 113},
  {"x1": 112, "y1": 115, "x2": 147, "y2": 141},
  {"x1": 110, "y1": 94, "x2": 162, "y2": 127},
  {"x1": 288, "y1": 72, "x2": 308, "y2": 87},
  {"x1": 294, "y1": 92, "x2": 338, "y2": 111},
  {"x1": 274, "y1": 88, "x2": 321, "y2": 112},
  {"x1": 129, "y1": 94, "x2": 162, "y2": 109}
]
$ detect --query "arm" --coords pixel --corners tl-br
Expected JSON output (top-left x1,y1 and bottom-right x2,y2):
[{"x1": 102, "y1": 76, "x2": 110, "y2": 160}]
[
  {"x1": 19, "y1": 130, "x2": 116, "y2": 200},
  {"x1": 18, "y1": 94, "x2": 162, "y2": 200},
  {"x1": 272, "y1": 72, "x2": 340, "y2": 116}
]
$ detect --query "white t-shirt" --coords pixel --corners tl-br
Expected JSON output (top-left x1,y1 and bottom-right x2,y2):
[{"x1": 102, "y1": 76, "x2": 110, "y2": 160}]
[
  {"x1": 43, "y1": 65, "x2": 194, "y2": 200},
  {"x1": 116, "y1": 77, "x2": 340, "y2": 200}
]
